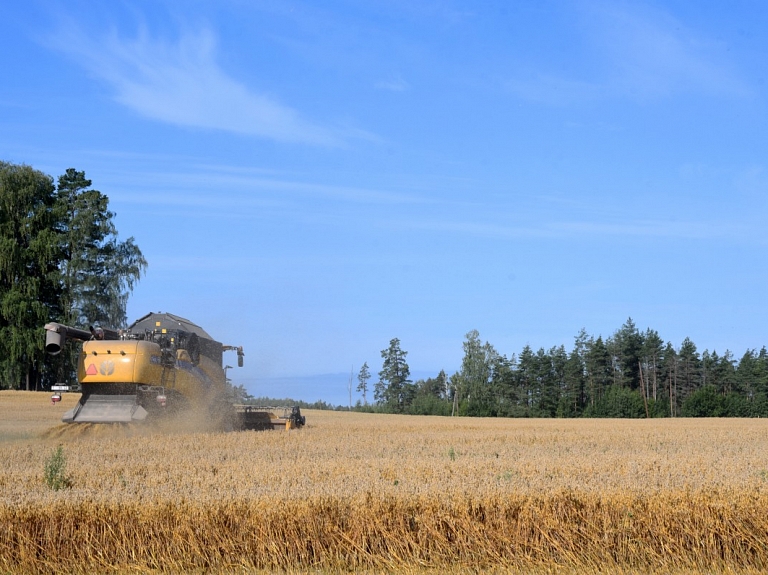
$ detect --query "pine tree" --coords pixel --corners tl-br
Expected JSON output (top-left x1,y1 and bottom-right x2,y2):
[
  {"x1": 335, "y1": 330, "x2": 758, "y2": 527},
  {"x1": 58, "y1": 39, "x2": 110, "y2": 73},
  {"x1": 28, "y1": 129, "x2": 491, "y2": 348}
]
[
  {"x1": 614, "y1": 318, "x2": 644, "y2": 389},
  {"x1": 378, "y1": 338, "x2": 412, "y2": 413},
  {"x1": 516, "y1": 345, "x2": 536, "y2": 414},
  {"x1": 678, "y1": 337, "x2": 701, "y2": 402},
  {"x1": 585, "y1": 336, "x2": 611, "y2": 407},
  {"x1": 641, "y1": 329, "x2": 664, "y2": 401},
  {"x1": 356, "y1": 362, "x2": 371, "y2": 405},
  {"x1": 55, "y1": 169, "x2": 146, "y2": 328}
]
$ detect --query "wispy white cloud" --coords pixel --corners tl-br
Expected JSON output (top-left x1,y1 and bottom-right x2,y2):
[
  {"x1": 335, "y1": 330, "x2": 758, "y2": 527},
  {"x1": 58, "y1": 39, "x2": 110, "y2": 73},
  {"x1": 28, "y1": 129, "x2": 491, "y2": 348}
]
[
  {"x1": 398, "y1": 215, "x2": 743, "y2": 241},
  {"x1": 506, "y1": 74, "x2": 603, "y2": 106},
  {"x1": 375, "y1": 76, "x2": 410, "y2": 92},
  {"x1": 108, "y1": 168, "x2": 429, "y2": 207},
  {"x1": 733, "y1": 165, "x2": 768, "y2": 193},
  {"x1": 507, "y1": 1, "x2": 750, "y2": 105},
  {"x1": 48, "y1": 24, "x2": 352, "y2": 146},
  {"x1": 590, "y1": 2, "x2": 749, "y2": 99}
]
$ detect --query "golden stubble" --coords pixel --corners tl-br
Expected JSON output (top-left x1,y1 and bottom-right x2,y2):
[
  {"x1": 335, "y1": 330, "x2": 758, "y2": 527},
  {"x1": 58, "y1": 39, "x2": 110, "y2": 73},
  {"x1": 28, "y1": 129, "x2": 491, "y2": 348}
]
[{"x1": 1, "y1": 391, "x2": 767, "y2": 574}]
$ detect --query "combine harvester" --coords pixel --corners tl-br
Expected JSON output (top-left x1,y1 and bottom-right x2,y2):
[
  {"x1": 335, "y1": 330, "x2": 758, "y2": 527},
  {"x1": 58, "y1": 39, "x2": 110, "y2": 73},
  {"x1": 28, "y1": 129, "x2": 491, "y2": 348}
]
[{"x1": 44, "y1": 312, "x2": 305, "y2": 431}]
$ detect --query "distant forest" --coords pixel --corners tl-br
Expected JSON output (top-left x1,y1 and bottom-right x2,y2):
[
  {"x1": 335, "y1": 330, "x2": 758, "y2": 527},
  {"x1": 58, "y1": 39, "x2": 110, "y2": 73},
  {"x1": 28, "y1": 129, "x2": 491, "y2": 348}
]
[{"x1": 350, "y1": 319, "x2": 768, "y2": 418}]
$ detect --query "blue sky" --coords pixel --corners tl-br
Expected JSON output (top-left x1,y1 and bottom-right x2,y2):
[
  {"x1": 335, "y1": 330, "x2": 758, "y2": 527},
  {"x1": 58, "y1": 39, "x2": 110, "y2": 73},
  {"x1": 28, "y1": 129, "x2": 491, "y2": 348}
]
[{"x1": 3, "y1": 1, "x2": 768, "y2": 404}]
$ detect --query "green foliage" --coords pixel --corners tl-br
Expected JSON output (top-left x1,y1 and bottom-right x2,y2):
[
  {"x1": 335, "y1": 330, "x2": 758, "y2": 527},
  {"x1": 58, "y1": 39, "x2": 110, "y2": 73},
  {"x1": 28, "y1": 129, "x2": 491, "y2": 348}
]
[
  {"x1": 454, "y1": 330, "x2": 499, "y2": 416},
  {"x1": 748, "y1": 393, "x2": 768, "y2": 417},
  {"x1": 247, "y1": 396, "x2": 371, "y2": 412},
  {"x1": 646, "y1": 398, "x2": 670, "y2": 418},
  {"x1": 681, "y1": 386, "x2": 725, "y2": 417},
  {"x1": 55, "y1": 168, "x2": 147, "y2": 329},
  {"x1": 352, "y1": 322, "x2": 768, "y2": 419},
  {"x1": 229, "y1": 383, "x2": 253, "y2": 403},
  {"x1": 377, "y1": 338, "x2": 413, "y2": 413},
  {"x1": 582, "y1": 385, "x2": 646, "y2": 418},
  {"x1": 356, "y1": 362, "x2": 371, "y2": 405},
  {"x1": 44, "y1": 445, "x2": 72, "y2": 491},
  {"x1": 0, "y1": 162, "x2": 62, "y2": 389},
  {"x1": 613, "y1": 318, "x2": 643, "y2": 389},
  {"x1": 0, "y1": 161, "x2": 147, "y2": 389},
  {"x1": 556, "y1": 394, "x2": 580, "y2": 418},
  {"x1": 681, "y1": 387, "x2": 768, "y2": 417},
  {"x1": 407, "y1": 373, "x2": 451, "y2": 415},
  {"x1": 406, "y1": 393, "x2": 451, "y2": 415}
]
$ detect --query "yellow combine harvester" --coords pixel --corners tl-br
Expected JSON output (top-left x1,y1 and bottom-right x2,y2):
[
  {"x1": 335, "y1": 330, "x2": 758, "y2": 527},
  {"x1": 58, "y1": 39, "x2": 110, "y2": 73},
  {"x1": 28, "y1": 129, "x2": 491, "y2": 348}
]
[{"x1": 44, "y1": 312, "x2": 305, "y2": 430}]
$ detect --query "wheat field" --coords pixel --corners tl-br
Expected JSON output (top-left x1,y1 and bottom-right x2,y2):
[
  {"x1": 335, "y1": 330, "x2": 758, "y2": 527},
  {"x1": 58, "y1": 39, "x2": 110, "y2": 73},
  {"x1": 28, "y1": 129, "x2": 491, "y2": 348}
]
[{"x1": 1, "y1": 390, "x2": 768, "y2": 574}]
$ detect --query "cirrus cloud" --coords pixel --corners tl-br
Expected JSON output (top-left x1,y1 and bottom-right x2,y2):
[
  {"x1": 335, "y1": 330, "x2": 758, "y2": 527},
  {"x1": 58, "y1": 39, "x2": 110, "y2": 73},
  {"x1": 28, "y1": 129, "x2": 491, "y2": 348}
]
[{"x1": 50, "y1": 24, "x2": 353, "y2": 146}]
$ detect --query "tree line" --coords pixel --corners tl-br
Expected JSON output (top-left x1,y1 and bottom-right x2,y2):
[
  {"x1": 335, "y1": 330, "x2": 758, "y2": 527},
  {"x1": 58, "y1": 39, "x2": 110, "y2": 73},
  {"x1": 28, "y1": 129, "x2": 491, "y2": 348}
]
[
  {"x1": 358, "y1": 320, "x2": 768, "y2": 418},
  {"x1": 0, "y1": 161, "x2": 146, "y2": 390}
]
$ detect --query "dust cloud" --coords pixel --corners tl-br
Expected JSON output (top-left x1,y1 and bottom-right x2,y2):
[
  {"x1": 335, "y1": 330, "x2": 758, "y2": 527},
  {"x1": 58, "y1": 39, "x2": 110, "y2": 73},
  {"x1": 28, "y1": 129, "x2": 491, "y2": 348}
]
[{"x1": 39, "y1": 405, "x2": 242, "y2": 441}]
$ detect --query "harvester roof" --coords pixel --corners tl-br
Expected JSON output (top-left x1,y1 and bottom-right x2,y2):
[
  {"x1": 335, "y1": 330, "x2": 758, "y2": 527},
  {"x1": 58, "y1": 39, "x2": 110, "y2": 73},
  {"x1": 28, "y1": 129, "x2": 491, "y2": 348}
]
[{"x1": 127, "y1": 312, "x2": 214, "y2": 340}]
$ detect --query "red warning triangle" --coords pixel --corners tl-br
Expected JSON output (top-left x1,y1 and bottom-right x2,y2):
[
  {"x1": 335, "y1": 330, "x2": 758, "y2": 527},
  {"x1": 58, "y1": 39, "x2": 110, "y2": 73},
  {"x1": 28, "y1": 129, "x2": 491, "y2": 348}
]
[{"x1": 85, "y1": 363, "x2": 98, "y2": 375}]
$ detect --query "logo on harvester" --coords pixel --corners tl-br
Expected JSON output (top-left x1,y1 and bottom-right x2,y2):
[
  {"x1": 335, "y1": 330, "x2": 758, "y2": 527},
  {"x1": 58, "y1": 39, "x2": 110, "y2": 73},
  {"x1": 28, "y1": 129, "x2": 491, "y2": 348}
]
[{"x1": 99, "y1": 360, "x2": 115, "y2": 376}]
